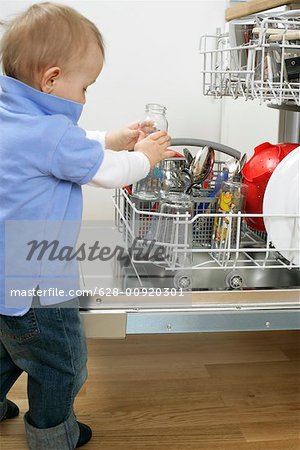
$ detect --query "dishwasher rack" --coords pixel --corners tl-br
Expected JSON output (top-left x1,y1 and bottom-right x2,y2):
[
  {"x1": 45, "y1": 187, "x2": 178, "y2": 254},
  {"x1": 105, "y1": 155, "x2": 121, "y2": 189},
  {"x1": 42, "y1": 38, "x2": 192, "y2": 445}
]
[
  {"x1": 200, "y1": 10, "x2": 300, "y2": 107},
  {"x1": 113, "y1": 140, "x2": 300, "y2": 290}
]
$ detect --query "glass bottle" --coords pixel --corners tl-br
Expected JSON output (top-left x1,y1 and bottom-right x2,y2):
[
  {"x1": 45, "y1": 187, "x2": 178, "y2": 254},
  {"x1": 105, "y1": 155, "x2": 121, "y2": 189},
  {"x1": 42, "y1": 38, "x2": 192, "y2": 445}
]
[
  {"x1": 131, "y1": 104, "x2": 168, "y2": 200},
  {"x1": 144, "y1": 103, "x2": 168, "y2": 132}
]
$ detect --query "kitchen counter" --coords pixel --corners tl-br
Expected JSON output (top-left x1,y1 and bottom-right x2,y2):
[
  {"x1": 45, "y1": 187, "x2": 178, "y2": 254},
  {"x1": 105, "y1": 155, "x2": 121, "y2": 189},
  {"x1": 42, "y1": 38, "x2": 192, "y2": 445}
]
[{"x1": 225, "y1": 0, "x2": 298, "y2": 21}]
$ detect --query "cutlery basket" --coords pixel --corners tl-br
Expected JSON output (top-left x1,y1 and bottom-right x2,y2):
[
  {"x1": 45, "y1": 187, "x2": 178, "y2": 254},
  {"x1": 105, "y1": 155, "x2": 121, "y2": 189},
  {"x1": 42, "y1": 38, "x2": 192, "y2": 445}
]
[{"x1": 124, "y1": 192, "x2": 218, "y2": 248}]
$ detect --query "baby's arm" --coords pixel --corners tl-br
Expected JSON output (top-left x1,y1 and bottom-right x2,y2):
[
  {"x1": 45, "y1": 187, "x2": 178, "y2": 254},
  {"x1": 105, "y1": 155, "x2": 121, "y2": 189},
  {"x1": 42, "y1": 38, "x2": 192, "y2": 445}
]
[
  {"x1": 49, "y1": 125, "x2": 173, "y2": 187},
  {"x1": 85, "y1": 129, "x2": 151, "y2": 188},
  {"x1": 88, "y1": 131, "x2": 174, "y2": 189},
  {"x1": 87, "y1": 150, "x2": 150, "y2": 188},
  {"x1": 85, "y1": 121, "x2": 154, "y2": 152}
]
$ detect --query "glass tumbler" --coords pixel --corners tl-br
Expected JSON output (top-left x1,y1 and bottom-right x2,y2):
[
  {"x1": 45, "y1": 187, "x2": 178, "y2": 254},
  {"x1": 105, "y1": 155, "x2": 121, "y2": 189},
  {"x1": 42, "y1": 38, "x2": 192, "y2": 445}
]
[
  {"x1": 131, "y1": 166, "x2": 165, "y2": 200},
  {"x1": 155, "y1": 193, "x2": 193, "y2": 267}
]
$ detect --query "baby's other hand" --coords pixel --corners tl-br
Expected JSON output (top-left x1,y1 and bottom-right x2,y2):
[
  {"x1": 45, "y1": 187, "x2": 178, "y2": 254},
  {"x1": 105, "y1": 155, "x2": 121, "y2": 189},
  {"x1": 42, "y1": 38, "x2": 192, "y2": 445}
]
[
  {"x1": 105, "y1": 121, "x2": 155, "y2": 151},
  {"x1": 134, "y1": 131, "x2": 175, "y2": 168},
  {"x1": 105, "y1": 123, "x2": 139, "y2": 151},
  {"x1": 137, "y1": 120, "x2": 156, "y2": 140}
]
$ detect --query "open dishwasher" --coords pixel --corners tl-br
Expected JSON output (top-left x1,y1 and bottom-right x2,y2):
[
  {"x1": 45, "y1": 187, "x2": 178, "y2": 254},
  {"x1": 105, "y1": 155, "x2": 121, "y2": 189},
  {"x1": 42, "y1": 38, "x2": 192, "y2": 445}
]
[
  {"x1": 79, "y1": 138, "x2": 300, "y2": 337},
  {"x1": 80, "y1": 10, "x2": 299, "y2": 337}
]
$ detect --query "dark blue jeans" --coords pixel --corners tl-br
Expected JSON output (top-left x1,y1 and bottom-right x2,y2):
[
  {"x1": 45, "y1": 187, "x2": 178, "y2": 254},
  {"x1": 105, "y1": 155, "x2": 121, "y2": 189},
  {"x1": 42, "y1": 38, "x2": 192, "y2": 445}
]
[{"x1": 0, "y1": 297, "x2": 87, "y2": 449}]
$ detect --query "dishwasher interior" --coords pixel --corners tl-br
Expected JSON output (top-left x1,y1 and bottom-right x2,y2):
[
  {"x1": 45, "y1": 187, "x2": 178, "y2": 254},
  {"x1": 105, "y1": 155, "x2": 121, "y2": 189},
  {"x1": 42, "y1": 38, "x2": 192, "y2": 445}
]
[{"x1": 113, "y1": 140, "x2": 299, "y2": 282}]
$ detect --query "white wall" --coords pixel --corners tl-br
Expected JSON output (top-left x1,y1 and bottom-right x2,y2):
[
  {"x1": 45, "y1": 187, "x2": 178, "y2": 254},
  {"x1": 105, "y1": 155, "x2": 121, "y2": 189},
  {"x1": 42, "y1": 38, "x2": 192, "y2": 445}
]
[
  {"x1": 219, "y1": 97, "x2": 280, "y2": 158},
  {"x1": 1, "y1": 0, "x2": 280, "y2": 221}
]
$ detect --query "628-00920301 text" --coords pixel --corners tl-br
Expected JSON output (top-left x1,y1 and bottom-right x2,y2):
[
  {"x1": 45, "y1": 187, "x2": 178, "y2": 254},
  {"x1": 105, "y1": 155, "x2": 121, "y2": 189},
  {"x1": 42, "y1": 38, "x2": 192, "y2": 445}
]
[
  {"x1": 9, "y1": 287, "x2": 185, "y2": 298},
  {"x1": 86, "y1": 288, "x2": 185, "y2": 297}
]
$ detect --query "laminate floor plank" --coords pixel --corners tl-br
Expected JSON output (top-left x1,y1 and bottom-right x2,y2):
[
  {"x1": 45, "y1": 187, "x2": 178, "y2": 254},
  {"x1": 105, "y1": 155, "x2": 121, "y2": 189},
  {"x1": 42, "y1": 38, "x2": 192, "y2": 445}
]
[
  {"x1": 240, "y1": 419, "x2": 300, "y2": 442},
  {"x1": 205, "y1": 360, "x2": 300, "y2": 377},
  {"x1": 75, "y1": 439, "x2": 300, "y2": 450},
  {"x1": 1, "y1": 331, "x2": 299, "y2": 449}
]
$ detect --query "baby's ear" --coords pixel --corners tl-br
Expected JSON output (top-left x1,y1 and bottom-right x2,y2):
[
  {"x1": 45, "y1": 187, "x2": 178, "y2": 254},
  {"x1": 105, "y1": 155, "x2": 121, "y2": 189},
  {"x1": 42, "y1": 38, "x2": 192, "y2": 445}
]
[{"x1": 40, "y1": 67, "x2": 61, "y2": 93}]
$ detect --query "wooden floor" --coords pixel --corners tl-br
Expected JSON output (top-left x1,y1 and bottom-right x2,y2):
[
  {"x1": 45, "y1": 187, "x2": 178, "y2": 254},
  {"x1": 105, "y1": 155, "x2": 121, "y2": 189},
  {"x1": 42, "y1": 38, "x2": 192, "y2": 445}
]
[{"x1": 1, "y1": 331, "x2": 300, "y2": 449}]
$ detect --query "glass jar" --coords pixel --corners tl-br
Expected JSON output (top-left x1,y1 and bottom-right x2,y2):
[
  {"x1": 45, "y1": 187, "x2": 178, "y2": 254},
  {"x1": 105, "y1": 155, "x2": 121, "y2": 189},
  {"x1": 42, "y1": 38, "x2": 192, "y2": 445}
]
[{"x1": 144, "y1": 103, "x2": 168, "y2": 132}]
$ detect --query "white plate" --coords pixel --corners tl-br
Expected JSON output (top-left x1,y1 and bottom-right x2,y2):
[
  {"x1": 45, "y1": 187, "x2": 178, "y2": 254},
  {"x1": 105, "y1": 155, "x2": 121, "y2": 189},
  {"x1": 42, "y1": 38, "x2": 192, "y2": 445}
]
[{"x1": 263, "y1": 146, "x2": 300, "y2": 265}]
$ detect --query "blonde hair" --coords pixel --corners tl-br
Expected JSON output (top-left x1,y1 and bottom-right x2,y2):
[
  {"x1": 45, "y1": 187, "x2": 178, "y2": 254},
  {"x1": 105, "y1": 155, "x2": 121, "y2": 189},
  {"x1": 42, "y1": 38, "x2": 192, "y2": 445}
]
[{"x1": 0, "y1": 2, "x2": 105, "y2": 85}]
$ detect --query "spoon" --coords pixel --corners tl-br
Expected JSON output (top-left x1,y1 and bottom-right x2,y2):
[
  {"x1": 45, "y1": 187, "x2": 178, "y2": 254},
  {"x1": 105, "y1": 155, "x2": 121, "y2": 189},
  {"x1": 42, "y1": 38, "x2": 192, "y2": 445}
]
[
  {"x1": 224, "y1": 157, "x2": 239, "y2": 179},
  {"x1": 238, "y1": 153, "x2": 247, "y2": 175},
  {"x1": 226, "y1": 153, "x2": 247, "y2": 180},
  {"x1": 185, "y1": 146, "x2": 215, "y2": 194},
  {"x1": 183, "y1": 148, "x2": 194, "y2": 168}
]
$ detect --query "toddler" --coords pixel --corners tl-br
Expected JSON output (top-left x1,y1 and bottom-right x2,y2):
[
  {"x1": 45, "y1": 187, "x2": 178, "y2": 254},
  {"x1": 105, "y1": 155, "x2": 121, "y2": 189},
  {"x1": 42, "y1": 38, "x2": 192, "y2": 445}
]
[{"x1": 0, "y1": 3, "x2": 174, "y2": 449}]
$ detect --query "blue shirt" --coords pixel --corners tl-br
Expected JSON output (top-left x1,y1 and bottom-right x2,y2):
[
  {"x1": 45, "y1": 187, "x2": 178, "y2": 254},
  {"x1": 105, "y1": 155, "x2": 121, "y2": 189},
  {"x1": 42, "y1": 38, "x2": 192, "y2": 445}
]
[{"x1": 0, "y1": 76, "x2": 104, "y2": 315}]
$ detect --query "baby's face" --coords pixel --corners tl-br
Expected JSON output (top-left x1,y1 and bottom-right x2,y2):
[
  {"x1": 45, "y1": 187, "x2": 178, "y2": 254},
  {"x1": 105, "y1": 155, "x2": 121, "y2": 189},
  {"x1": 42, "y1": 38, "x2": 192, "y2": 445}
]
[{"x1": 41, "y1": 41, "x2": 103, "y2": 104}]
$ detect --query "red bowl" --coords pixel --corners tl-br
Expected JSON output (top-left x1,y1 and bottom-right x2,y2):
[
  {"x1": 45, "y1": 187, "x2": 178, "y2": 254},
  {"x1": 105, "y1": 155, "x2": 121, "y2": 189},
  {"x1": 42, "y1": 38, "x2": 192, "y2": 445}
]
[{"x1": 242, "y1": 142, "x2": 298, "y2": 231}]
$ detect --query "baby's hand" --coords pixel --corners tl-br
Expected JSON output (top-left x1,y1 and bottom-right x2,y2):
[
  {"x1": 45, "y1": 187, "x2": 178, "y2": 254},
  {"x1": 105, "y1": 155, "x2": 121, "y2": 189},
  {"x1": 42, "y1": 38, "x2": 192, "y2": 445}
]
[
  {"x1": 134, "y1": 131, "x2": 175, "y2": 167},
  {"x1": 105, "y1": 124, "x2": 139, "y2": 151},
  {"x1": 105, "y1": 121, "x2": 155, "y2": 151},
  {"x1": 136, "y1": 120, "x2": 156, "y2": 140}
]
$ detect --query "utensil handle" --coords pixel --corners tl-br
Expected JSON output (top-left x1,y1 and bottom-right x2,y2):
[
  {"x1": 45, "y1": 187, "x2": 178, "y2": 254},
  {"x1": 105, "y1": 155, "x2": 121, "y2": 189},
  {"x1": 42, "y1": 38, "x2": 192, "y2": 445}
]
[
  {"x1": 171, "y1": 139, "x2": 241, "y2": 160},
  {"x1": 269, "y1": 31, "x2": 300, "y2": 42}
]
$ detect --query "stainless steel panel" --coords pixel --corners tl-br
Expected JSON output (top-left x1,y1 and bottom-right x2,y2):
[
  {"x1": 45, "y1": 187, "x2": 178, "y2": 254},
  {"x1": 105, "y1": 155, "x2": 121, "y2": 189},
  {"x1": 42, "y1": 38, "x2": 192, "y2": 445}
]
[{"x1": 126, "y1": 310, "x2": 300, "y2": 333}]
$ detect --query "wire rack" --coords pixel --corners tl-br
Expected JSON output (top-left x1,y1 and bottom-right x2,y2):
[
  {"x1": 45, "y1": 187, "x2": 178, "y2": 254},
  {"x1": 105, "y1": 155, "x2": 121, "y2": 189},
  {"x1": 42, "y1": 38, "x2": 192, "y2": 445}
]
[
  {"x1": 200, "y1": 11, "x2": 300, "y2": 106},
  {"x1": 113, "y1": 159, "x2": 300, "y2": 280}
]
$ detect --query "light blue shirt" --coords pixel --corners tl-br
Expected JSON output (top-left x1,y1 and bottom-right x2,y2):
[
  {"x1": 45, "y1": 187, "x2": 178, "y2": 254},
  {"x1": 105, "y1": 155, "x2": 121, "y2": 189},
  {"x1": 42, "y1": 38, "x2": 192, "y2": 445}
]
[{"x1": 0, "y1": 76, "x2": 104, "y2": 315}]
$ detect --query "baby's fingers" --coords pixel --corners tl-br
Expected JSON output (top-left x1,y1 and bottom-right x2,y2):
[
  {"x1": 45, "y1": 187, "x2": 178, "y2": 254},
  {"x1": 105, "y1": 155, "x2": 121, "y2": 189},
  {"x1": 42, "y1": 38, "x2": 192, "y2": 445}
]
[
  {"x1": 163, "y1": 150, "x2": 177, "y2": 159},
  {"x1": 157, "y1": 135, "x2": 171, "y2": 146},
  {"x1": 149, "y1": 130, "x2": 168, "y2": 140},
  {"x1": 139, "y1": 120, "x2": 155, "y2": 131}
]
